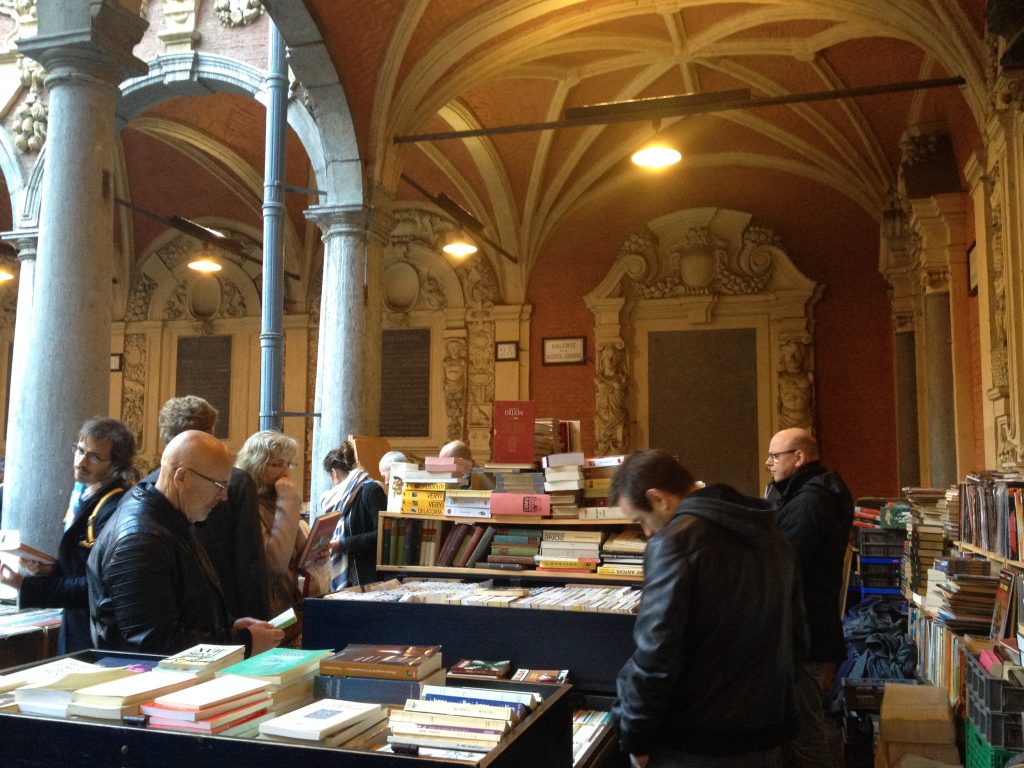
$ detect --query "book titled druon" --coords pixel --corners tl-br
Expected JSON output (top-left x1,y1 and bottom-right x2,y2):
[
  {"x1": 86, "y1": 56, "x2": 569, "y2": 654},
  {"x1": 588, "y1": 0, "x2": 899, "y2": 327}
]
[{"x1": 319, "y1": 644, "x2": 443, "y2": 681}]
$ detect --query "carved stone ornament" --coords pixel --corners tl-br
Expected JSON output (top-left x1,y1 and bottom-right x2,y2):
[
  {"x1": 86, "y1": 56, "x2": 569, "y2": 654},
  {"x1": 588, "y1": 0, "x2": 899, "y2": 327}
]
[
  {"x1": 125, "y1": 272, "x2": 157, "y2": 321},
  {"x1": 442, "y1": 337, "x2": 467, "y2": 440},
  {"x1": 12, "y1": 57, "x2": 47, "y2": 154},
  {"x1": 627, "y1": 222, "x2": 778, "y2": 299},
  {"x1": 120, "y1": 332, "x2": 147, "y2": 446},
  {"x1": 163, "y1": 275, "x2": 247, "y2": 322},
  {"x1": 777, "y1": 336, "x2": 814, "y2": 429},
  {"x1": 595, "y1": 342, "x2": 629, "y2": 456},
  {"x1": 0, "y1": 0, "x2": 35, "y2": 20},
  {"x1": 390, "y1": 208, "x2": 449, "y2": 255},
  {"x1": 214, "y1": 0, "x2": 263, "y2": 28},
  {"x1": 998, "y1": 416, "x2": 1020, "y2": 469}
]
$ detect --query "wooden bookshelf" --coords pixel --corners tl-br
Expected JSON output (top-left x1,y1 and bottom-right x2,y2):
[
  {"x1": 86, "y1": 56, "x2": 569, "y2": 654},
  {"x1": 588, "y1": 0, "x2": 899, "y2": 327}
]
[
  {"x1": 375, "y1": 511, "x2": 643, "y2": 585},
  {"x1": 955, "y1": 540, "x2": 1024, "y2": 568}
]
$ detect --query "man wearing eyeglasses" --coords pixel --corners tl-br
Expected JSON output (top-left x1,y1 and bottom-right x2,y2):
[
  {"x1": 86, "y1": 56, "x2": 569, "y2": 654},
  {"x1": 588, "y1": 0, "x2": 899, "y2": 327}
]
[
  {"x1": 765, "y1": 427, "x2": 853, "y2": 768},
  {"x1": 1, "y1": 418, "x2": 136, "y2": 653},
  {"x1": 87, "y1": 430, "x2": 283, "y2": 656}
]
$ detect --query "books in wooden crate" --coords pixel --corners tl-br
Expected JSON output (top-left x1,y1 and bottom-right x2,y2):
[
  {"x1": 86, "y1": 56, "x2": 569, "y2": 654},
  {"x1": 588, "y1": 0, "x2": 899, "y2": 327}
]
[
  {"x1": 320, "y1": 644, "x2": 442, "y2": 680},
  {"x1": 258, "y1": 697, "x2": 386, "y2": 742},
  {"x1": 67, "y1": 669, "x2": 198, "y2": 720},
  {"x1": 217, "y1": 647, "x2": 333, "y2": 687}
]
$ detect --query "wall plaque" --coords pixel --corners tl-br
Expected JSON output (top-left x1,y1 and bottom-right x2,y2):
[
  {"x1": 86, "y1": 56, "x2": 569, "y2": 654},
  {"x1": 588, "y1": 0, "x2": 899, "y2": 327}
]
[
  {"x1": 380, "y1": 328, "x2": 430, "y2": 437},
  {"x1": 542, "y1": 336, "x2": 586, "y2": 365},
  {"x1": 176, "y1": 335, "x2": 231, "y2": 439}
]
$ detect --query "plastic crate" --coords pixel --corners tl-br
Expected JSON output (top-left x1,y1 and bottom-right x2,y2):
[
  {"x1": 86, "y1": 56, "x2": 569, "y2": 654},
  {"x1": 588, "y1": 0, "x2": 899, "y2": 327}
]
[
  {"x1": 860, "y1": 562, "x2": 901, "y2": 589},
  {"x1": 968, "y1": 694, "x2": 1024, "y2": 749},
  {"x1": 966, "y1": 717, "x2": 1022, "y2": 768},
  {"x1": 843, "y1": 677, "x2": 919, "y2": 713},
  {"x1": 966, "y1": 652, "x2": 1024, "y2": 712}
]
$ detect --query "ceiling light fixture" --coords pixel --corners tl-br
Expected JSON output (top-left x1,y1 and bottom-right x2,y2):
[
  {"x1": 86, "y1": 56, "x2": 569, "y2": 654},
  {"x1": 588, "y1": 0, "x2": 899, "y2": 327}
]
[
  {"x1": 631, "y1": 118, "x2": 681, "y2": 169},
  {"x1": 442, "y1": 230, "x2": 478, "y2": 258},
  {"x1": 0, "y1": 270, "x2": 14, "y2": 282},
  {"x1": 187, "y1": 257, "x2": 223, "y2": 273}
]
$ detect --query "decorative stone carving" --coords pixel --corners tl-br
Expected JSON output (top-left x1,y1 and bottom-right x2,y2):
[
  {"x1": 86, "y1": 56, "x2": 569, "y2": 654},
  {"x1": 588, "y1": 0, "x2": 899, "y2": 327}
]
[
  {"x1": 383, "y1": 261, "x2": 420, "y2": 312},
  {"x1": 595, "y1": 342, "x2": 629, "y2": 456},
  {"x1": 442, "y1": 338, "x2": 467, "y2": 440},
  {"x1": 390, "y1": 209, "x2": 448, "y2": 254},
  {"x1": 629, "y1": 222, "x2": 777, "y2": 299},
  {"x1": 0, "y1": 278, "x2": 16, "y2": 329},
  {"x1": 420, "y1": 274, "x2": 447, "y2": 311},
  {"x1": 456, "y1": 255, "x2": 500, "y2": 307},
  {"x1": 998, "y1": 416, "x2": 1018, "y2": 468},
  {"x1": 159, "y1": 0, "x2": 200, "y2": 52},
  {"x1": 214, "y1": 0, "x2": 263, "y2": 28},
  {"x1": 163, "y1": 282, "x2": 187, "y2": 320},
  {"x1": 220, "y1": 278, "x2": 246, "y2": 318},
  {"x1": 777, "y1": 336, "x2": 814, "y2": 428},
  {"x1": 0, "y1": 0, "x2": 35, "y2": 20},
  {"x1": 12, "y1": 57, "x2": 46, "y2": 154},
  {"x1": 125, "y1": 272, "x2": 157, "y2": 321},
  {"x1": 120, "y1": 333, "x2": 147, "y2": 447},
  {"x1": 164, "y1": 276, "x2": 246, "y2": 321}
]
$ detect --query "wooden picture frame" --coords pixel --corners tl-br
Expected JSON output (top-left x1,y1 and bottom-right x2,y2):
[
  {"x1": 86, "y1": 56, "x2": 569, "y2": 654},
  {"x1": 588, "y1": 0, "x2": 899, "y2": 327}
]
[{"x1": 542, "y1": 336, "x2": 586, "y2": 366}]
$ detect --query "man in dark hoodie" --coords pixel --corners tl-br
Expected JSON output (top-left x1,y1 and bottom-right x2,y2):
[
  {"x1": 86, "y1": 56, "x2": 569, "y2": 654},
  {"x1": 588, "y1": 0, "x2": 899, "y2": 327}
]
[
  {"x1": 611, "y1": 449, "x2": 806, "y2": 768},
  {"x1": 766, "y1": 427, "x2": 853, "y2": 768}
]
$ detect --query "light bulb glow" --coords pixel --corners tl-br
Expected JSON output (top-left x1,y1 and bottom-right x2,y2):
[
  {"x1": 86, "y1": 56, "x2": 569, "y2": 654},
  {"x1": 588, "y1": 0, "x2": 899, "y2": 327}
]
[
  {"x1": 631, "y1": 144, "x2": 682, "y2": 168},
  {"x1": 188, "y1": 258, "x2": 222, "y2": 273},
  {"x1": 0, "y1": 270, "x2": 14, "y2": 282},
  {"x1": 442, "y1": 240, "x2": 478, "y2": 258}
]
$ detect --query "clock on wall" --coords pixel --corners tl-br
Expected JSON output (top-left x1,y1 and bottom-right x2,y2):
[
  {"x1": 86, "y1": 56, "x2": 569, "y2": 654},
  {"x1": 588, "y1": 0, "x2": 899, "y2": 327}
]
[{"x1": 495, "y1": 341, "x2": 519, "y2": 361}]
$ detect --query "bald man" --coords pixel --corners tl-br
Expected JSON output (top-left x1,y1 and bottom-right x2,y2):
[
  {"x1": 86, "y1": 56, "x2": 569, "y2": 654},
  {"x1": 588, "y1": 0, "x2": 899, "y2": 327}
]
[
  {"x1": 88, "y1": 431, "x2": 283, "y2": 656},
  {"x1": 765, "y1": 427, "x2": 852, "y2": 768}
]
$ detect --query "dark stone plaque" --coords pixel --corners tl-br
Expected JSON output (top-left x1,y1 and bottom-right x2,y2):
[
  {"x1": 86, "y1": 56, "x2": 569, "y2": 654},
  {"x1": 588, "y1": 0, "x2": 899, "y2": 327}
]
[
  {"x1": 380, "y1": 328, "x2": 430, "y2": 437},
  {"x1": 175, "y1": 335, "x2": 231, "y2": 439}
]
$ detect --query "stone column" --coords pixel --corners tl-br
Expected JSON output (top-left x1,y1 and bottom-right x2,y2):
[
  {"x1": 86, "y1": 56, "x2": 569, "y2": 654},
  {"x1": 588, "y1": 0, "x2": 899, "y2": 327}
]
[
  {"x1": 305, "y1": 202, "x2": 390, "y2": 505},
  {"x1": 909, "y1": 194, "x2": 970, "y2": 487},
  {"x1": 6, "y1": 1, "x2": 146, "y2": 547}
]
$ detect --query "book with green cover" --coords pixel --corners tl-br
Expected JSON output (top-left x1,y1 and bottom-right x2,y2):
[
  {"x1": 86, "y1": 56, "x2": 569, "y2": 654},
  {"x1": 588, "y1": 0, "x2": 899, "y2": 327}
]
[{"x1": 217, "y1": 648, "x2": 333, "y2": 687}]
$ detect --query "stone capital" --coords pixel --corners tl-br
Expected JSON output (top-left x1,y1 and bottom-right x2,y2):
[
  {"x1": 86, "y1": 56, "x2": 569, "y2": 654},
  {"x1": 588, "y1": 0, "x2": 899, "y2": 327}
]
[
  {"x1": 2, "y1": 228, "x2": 38, "y2": 261},
  {"x1": 306, "y1": 203, "x2": 394, "y2": 245},
  {"x1": 17, "y1": 0, "x2": 148, "y2": 88}
]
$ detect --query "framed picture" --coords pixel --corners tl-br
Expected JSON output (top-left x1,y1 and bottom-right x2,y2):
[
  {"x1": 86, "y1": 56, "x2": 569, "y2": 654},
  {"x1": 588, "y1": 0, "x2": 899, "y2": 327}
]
[
  {"x1": 109, "y1": 353, "x2": 123, "y2": 373},
  {"x1": 542, "y1": 336, "x2": 586, "y2": 366},
  {"x1": 495, "y1": 341, "x2": 519, "y2": 361}
]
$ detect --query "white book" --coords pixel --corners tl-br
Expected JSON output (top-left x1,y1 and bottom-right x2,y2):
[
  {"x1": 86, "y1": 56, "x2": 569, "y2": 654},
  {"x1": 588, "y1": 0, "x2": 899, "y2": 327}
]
[
  {"x1": 72, "y1": 669, "x2": 198, "y2": 706},
  {"x1": 14, "y1": 661, "x2": 138, "y2": 716},
  {"x1": 421, "y1": 683, "x2": 540, "y2": 707},
  {"x1": 141, "y1": 688, "x2": 271, "y2": 721},
  {"x1": 258, "y1": 698, "x2": 385, "y2": 741},
  {"x1": 150, "y1": 674, "x2": 272, "y2": 711}
]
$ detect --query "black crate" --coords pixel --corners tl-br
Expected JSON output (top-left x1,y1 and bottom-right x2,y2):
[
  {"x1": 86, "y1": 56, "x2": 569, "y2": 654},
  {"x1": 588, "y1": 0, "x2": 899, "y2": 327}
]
[
  {"x1": 859, "y1": 530, "x2": 906, "y2": 558},
  {"x1": 843, "y1": 678, "x2": 919, "y2": 713},
  {"x1": 968, "y1": 694, "x2": 1024, "y2": 749},
  {"x1": 966, "y1": 652, "x2": 1024, "y2": 712}
]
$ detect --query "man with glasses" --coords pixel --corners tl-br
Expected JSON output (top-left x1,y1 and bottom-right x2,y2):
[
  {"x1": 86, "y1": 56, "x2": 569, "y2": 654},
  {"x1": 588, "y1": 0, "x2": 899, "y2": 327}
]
[
  {"x1": 765, "y1": 427, "x2": 853, "y2": 768},
  {"x1": 88, "y1": 430, "x2": 283, "y2": 656},
  {"x1": 1, "y1": 417, "x2": 136, "y2": 652}
]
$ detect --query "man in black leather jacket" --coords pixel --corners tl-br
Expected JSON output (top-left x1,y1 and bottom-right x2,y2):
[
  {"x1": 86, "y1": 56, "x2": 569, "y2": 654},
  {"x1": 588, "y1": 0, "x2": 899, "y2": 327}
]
[
  {"x1": 610, "y1": 450, "x2": 807, "y2": 768},
  {"x1": 88, "y1": 430, "x2": 283, "y2": 656}
]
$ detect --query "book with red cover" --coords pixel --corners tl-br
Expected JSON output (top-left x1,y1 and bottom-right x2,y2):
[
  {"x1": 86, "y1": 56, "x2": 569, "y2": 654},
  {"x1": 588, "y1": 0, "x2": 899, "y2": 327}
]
[
  {"x1": 491, "y1": 401, "x2": 535, "y2": 464},
  {"x1": 454, "y1": 526, "x2": 486, "y2": 568},
  {"x1": 436, "y1": 523, "x2": 473, "y2": 566},
  {"x1": 490, "y1": 492, "x2": 551, "y2": 517},
  {"x1": 297, "y1": 511, "x2": 340, "y2": 571}
]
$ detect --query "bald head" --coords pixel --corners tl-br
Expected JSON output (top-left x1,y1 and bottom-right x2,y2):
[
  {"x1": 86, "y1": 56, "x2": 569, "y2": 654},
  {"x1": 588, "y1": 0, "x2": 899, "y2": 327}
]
[
  {"x1": 439, "y1": 440, "x2": 472, "y2": 461},
  {"x1": 157, "y1": 430, "x2": 234, "y2": 523},
  {"x1": 766, "y1": 427, "x2": 819, "y2": 483}
]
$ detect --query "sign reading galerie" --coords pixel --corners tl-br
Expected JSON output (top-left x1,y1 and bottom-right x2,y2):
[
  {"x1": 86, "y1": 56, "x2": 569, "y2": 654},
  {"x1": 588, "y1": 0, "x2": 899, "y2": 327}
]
[{"x1": 542, "y1": 336, "x2": 586, "y2": 365}]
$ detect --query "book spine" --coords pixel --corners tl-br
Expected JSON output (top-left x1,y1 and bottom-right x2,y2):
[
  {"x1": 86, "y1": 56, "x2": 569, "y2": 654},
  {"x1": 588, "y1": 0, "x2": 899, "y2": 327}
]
[
  {"x1": 464, "y1": 526, "x2": 496, "y2": 567},
  {"x1": 318, "y1": 662, "x2": 420, "y2": 680},
  {"x1": 389, "y1": 517, "x2": 402, "y2": 565},
  {"x1": 492, "y1": 534, "x2": 541, "y2": 545},
  {"x1": 380, "y1": 516, "x2": 393, "y2": 566},
  {"x1": 436, "y1": 523, "x2": 471, "y2": 567},
  {"x1": 454, "y1": 526, "x2": 485, "y2": 568},
  {"x1": 313, "y1": 674, "x2": 420, "y2": 706},
  {"x1": 423, "y1": 692, "x2": 527, "y2": 719}
]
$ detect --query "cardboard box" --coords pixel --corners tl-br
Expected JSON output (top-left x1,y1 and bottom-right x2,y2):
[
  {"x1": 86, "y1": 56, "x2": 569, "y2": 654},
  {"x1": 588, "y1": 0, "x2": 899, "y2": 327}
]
[
  {"x1": 875, "y1": 737, "x2": 960, "y2": 767},
  {"x1": 878, "y1": 683, "x2": 956, "y2": 745}
]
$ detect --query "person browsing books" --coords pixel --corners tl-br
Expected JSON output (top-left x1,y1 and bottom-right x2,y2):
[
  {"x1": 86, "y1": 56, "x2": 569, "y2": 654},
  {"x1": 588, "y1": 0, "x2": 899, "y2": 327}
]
[
  {"x1": 1, "y1": 417, "x2": 137, "y2": 653},
  {"x1": 765, "y1": 427, "x2": 853, "y2": 768},
  {"x1": 87, "y1": 430, "x2": 284, "y2": 656},
  {"x1": 610, "y1": 449, "x2": 807, "y2": 768},
  {"x1": 236, "y1": 430, "x2": 310, "y2": 620},
  {"x1": 320, "y1": 441, "x2": 387, "y2": 590}
]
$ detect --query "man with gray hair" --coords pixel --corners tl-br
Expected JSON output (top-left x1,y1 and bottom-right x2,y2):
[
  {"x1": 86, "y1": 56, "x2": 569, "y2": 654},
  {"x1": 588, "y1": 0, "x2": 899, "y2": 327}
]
[{"x1": 143, "y1": 396, "x2": 268, "y2": 620}]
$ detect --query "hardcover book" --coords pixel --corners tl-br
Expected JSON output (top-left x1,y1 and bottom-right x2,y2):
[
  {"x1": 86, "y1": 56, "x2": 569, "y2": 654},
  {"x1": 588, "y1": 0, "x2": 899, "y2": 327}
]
[
  {"x1": 297, "y1": 511, "x2": 339, "y2": 570},
  {"x1": 313, "y1": 668, "x2": 445, "y2": 705},
  {"x1": 490, "y1": 492, "x2": 551, "y2": 517},
  {"x1": 491, "y1": 400, "x2": 536, "y2": 464},
  {"x1": 320, "y1": 644, "x2": 443, "y2": 680},
  {"x1": 0, "y1": 530, "x2": 55, "y2": 564},
  {"x1": 448, "y1": 658, "x2": 512, "y2": 679}
]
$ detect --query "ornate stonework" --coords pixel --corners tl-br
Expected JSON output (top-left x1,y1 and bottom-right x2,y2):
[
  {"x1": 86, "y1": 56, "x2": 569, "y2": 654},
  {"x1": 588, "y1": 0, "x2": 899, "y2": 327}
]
[
  {"x1": 159, "y1": 0, "x2": 200, "y2": 52},
  {"x1": 13, "y1": 57, "x2": 46, "y2": 154},
  {"x1": 120, "y1": 332, "x2": 146, "y2": 447},
  {"x1": 777, "y1": 336, "x2": 814, "y2": 429},
  {"x1": 595, "y1": 342, "x2": 628, "y2": 455},
  {"x1": 0, "y1": 0, "x2": 35, "y2": 20},
  {"x1": 0, "y1": 276, "x2": 16, "y2": 329},
  {"x1": 214, "y1": 0, "x2": 263, "y2": 28},
  {"x1": 442, "y1": 338, "x2": 467, "y2": 440},
  {"x1": 125, "y1": 271, "x2": 157, "y2": 321}
]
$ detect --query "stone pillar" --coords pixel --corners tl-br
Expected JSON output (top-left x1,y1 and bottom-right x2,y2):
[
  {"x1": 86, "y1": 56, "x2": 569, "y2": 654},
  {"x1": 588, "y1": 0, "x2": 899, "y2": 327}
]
[
  {"x1": 909, "y1": 194, "x2": 970, "y2": 487},
  {"x1": 305, "y1": 202, "x2": 390, "y2": 505},
  {"x1": 6, "y1": 1, "x2": 146, "y2": 547}
]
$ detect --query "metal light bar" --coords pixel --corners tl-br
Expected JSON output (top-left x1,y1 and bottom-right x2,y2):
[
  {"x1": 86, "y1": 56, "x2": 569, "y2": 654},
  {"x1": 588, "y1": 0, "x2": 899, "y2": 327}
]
[{"x1": 394, "y1": 76, "x2": 966, "y2": 144}]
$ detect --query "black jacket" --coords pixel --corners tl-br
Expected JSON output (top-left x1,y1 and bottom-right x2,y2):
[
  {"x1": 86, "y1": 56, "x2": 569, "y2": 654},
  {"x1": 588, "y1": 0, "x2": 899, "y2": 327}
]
[
  {"x1": 20, "y1": 479, "x2": 128, "y2": 653},
  {"x1": 336, "y1": 480, "x2": 388, "y2": 586},
  {"x1": 769, "y1": 460, "x2": 853, "y2": 663},
  {"x1": 141, "y1": 467, "x2": 269, "y2": 620},
  {"x1": 87, "y1": 481, "x2": 252, "y2": 655},
  {"x1": 612, "y1": 485, "x2": 807, "y2": 757}
]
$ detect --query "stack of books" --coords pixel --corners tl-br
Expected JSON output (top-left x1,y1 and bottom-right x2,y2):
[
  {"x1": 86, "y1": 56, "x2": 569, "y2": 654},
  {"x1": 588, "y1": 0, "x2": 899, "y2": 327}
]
[
  {"x1": 401, "y1": 481, "x2": 449, "y2": 516},
  {"x1": 534, "y1": 416, "x2": 561, "y2": 460},
  {"x1": 936, "y1": 571, "x2": 1000, "y2": 634},
  {"x1": 485, "y1": 467, "x2": 545, "y2": 493},
  {"x1": 599, "y1": 528, "x2": 646, "y2": 576},
  {"x1": 387, "y1": 684, "x2": 538, "y2": 754},
  {"x1": 316, "y1": 644, "x2": 445, "y2": 706},
  {"x1": 444, "y1": 489, "x2": 492, "y2": 519},
  {"x1": 157, "y1": 643, "x2": 246, "y2": 680},
  {"x1": 579, "y1": 456, "x2": 624, "y2": 519},
  {"x1": 258, "y1": 698, "x2": 386, "y2": 746},
  {"x1": 216, "y1": 647, "x2": 332, "y2": 715},
  {"x1": 13, "y1": 658, "x2": 138, "y2": 717},
  {"x1": 141, "y1": 674, "x2": 274, "y2": 736},
  {"x1": 543, "y1": 452, "x2": 585, "y2": 519},
  {"x1": 903, "y1": 519, "x2": 946, "y2": 596},
  {"x1": 535, "y1": 529, "x2": 602, "y2": 574},
  {"x1": 485, "y1": 526, "x2": 541, "y2": 570},
  {"x1": 67, "y1": 668, "x2": 198, "y2": 721},
  {"x1": 572, "y1": 709, "x2": 613, "y2": 765},
  {"x1": 938, "y1": 485, "x2": 960, "y2": 542}
]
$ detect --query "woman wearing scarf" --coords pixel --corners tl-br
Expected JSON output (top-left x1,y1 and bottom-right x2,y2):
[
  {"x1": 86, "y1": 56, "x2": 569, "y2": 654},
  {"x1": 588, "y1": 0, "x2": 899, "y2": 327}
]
[{"x1": 321, "y1": 441, "x2": 388, "y2": 590}]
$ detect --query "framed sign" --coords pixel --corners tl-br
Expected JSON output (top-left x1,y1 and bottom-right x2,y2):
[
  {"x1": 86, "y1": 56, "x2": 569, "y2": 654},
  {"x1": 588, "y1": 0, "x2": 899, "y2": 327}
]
[
  {"x1": 542, "y1": 336, "x2": 586, "y2": 365},
  {"x1": 495, "y1": 341, "x2": 519, "y2": 361}
]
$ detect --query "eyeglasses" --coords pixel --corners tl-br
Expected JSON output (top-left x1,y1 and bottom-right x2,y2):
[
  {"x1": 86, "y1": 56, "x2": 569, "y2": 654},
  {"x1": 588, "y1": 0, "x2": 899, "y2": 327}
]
[
  {"x1": 184, "y1": 467, "x2": 229, "y2": 492},
  {"x1": 266, "y1": 460, "x2": 297, "y2": 470},
  {"x1": 73, "y1": 444, "x2": 111, "y2": 464},
  {"x1": 766, "y1": 449, "x2": 798, "y2": 462}
]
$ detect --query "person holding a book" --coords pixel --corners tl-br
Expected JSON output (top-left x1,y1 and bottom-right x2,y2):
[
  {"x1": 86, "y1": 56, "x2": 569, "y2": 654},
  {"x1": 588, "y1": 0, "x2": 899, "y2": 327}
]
[
  {"x1": 765, "y1": 427, "x2": 853, "y2": 768},
  {"x1": 1, "y1": 417, "x2": 137, "y2": 653},
  {"x1": 610, "y1": 449, "x2": 806, "y2": 768},
  {"x1": 236, "y1": 430, "x2": 307, "y2": 620},
  {"x1": 87, "y1": 430, "x2": 284, "y2": 656},
  {"x1": 320, "y1": 441, "x2": 387, "y2": 589}
]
